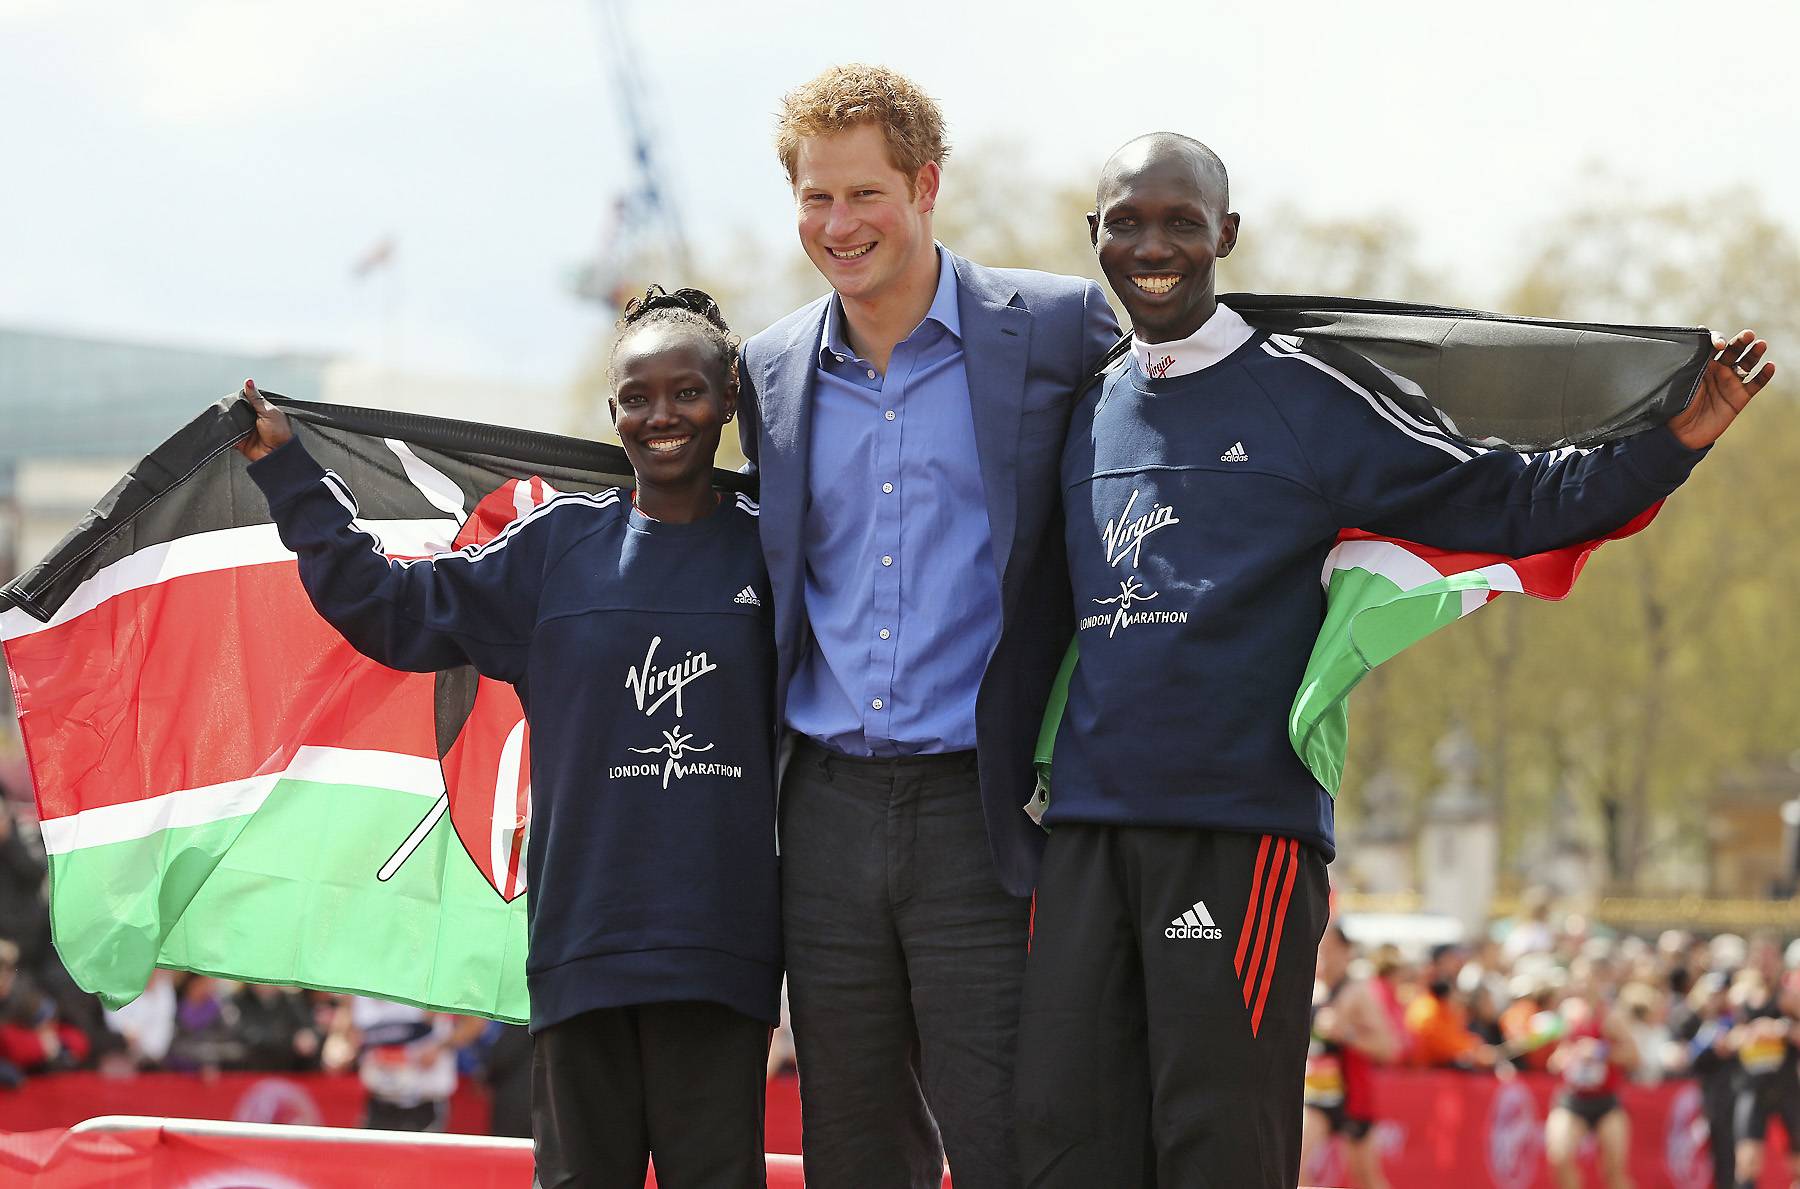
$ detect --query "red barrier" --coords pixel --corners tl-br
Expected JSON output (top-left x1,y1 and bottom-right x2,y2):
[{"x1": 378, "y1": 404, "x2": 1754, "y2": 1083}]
[
  {"x1": 0, "y1": 1120, "x2": 535, "y2": 1188},
  {"x1": 0, "y1": 1070, "x2": 492, "y2": 1133},
  {"x1": 4, "y1": 1066, "x2": 1781, "y2": 1186},
  {"x1": 1303, "y1": 1068, "x2": 1784, "y2": 1188},
  {"x1": 0, "y1": 1117, "x2": 812, "y2": 1187}
]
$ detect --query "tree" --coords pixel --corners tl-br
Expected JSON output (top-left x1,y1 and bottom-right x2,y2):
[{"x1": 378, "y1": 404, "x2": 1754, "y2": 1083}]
[{"x1": 1343, "y1": 175, "x2": 1800, "y2": 893}]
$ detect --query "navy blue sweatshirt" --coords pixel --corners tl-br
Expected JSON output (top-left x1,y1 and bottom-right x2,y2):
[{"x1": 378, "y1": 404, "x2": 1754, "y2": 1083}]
[
  {"x1": 249, "y1": 438, "x2": 779, "y2": 1031},
  {"x1": 1054, "y1": 306, "x2": 1708, "y2": 858}
]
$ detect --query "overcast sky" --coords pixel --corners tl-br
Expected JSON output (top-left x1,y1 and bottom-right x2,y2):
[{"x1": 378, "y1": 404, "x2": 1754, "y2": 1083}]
[{"x1": 3, "y1": 0, "x2": 1793, "y2": 386}]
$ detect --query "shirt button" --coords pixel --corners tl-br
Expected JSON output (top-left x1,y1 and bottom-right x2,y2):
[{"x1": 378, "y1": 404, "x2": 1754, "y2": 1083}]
[
  {"x1": 884, "y1": 410, "x2": 895, "y2": 421},
  {"x1": 881, "y1": 555, "x2": 892, "y2": 567},
  {"x1": 882, "y1": 482, "x2": 893, "y2": 494},
  {"x1": 835, "y1": 354, "x2": 845, "y2": 363},
  {"x1": 866, "y1": 368, "x2": 877, "y2": 380},
  {"x1": 871, "y1": 698, "x2": 884, "y2": 710},
  {"x1": 879, "y1": 628, "x2": 891, "y2": 640}
]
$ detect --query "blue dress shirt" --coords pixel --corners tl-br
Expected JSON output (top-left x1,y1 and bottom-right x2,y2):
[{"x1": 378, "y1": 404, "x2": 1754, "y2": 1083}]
[{"x1": 787, "y1": 247, "x2": 1003, "y2": 756}]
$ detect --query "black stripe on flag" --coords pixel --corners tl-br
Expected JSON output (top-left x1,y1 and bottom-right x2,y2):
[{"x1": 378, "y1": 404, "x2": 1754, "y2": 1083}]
[{"x1": 1, "y1": 393, "x2": 756, "y2": 623}]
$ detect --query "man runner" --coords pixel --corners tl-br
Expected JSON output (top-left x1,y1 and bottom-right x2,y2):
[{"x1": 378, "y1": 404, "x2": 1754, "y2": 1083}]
[
  {"x1": 1015, "y1": 130, "x2": 1773, "y2": 1188},
  {"x1": 1299, "y1": 924, "x2": 1399, "y2": 1188}
]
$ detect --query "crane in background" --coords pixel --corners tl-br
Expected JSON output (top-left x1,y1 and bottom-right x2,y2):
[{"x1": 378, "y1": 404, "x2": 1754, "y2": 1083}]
[{"x1": 574, "y1": 0, "x2": 693, "y2": 312}]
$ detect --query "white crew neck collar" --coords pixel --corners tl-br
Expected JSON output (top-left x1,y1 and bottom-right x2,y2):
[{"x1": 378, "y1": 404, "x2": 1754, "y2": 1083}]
[{"x1": 1132, "y1": 303, "x2": 1254, "y2": 381}]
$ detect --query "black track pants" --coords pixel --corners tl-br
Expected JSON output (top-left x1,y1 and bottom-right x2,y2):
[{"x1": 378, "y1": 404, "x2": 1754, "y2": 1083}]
[{"x1": 1016, "y1": 825, "x2": 1329, "y2": 1189}]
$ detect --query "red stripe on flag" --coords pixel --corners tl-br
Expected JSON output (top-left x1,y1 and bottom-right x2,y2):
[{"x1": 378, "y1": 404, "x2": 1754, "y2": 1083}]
[
  {"x1": 1241, "y1": 838, "x2": 1289, "y2": 1007},
  {"x1": 1250, "y1": 839, "x2": 1301, "y2": 1037},
  {"x1": 1234, "y1": 834, "x2": 1273, "y2": 978},
  {"x1": 1333, "y1": 501, "x2": 1661, "y2": 598},
  {"x1": 6, "y1": 562, "x2": 437, "y2": 821}
]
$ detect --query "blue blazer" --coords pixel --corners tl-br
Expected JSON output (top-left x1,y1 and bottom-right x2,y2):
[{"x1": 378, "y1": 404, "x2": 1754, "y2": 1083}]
[{"x1": 737, "y1": 251, "x2": 1119, "y2": 896}]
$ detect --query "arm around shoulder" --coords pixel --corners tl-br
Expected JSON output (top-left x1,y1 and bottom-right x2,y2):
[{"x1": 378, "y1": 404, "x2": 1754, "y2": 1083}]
[{"x1": 1078, "y1": 279, "x2": 1123, "y2": 380}]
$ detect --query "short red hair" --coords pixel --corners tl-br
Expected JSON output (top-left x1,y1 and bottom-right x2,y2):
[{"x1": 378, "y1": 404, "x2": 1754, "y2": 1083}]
[{"x1": 775, "y1": 64, "x2": 950, "y2": 191}]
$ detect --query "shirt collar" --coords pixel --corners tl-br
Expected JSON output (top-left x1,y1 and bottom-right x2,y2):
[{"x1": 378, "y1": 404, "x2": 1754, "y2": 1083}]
[
  {"x1": 819, "y1": 244, "x2": 961, "y2": 366},
  {"x1": 1132, "y1": 302, "x2": 1254, "y2": 381}
]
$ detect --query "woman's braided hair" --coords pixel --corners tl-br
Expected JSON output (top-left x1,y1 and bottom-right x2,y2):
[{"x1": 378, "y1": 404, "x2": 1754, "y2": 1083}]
[{"x1": 609, "y1": 285, "x2": 738, "y2": 384}]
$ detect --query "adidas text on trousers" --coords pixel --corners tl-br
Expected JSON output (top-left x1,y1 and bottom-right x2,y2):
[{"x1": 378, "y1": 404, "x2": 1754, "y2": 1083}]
[{"x1": 1016, "y1": 825, "x2": 1329, "y2": 1188}]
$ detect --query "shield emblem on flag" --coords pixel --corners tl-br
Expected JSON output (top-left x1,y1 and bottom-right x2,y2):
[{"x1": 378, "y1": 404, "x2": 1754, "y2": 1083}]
[{"x1": 431, "y1": 476, "x2": 559, "y2": 902}]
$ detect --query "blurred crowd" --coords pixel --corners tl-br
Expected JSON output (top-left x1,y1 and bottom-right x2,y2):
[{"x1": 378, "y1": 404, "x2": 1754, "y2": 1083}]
[
  {"x1": 1362, "y1": 889, "x2": 1794, "y2": 1087},
  {"x1": 1322, "y1": 886, "x2": 1800, "y2": 1187}
]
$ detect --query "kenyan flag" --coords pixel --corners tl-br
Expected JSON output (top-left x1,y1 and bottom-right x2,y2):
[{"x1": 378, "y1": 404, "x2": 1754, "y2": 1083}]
[
  {"x1": 0, "y1": 394, "x2": 749, "y2": 1021},
  {"x1": 1288, "y1": 507, "x2": 1660, "y2": 793}
]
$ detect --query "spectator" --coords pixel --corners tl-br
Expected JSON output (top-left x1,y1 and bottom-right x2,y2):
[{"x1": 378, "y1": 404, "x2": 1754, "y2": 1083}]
[
  {"x1": 1672, "y1": 971, "x2": 1737, "y2": 1189},
  {"x1": 1503, "y1": 887, "x2": 1557, "y2": 961},
  {"x1": 1405, "y1": 975, "x2": 1495, "y2": 1070},
  {"x1": 232, "y1": 982, "x2": 322, "y2": 1071},
  {"x1": 1498, "y1": 976, "x2": 1558, "y2": 1073},
  {"x1": 1367, "y1": 945, "x2": 1414, "y2": 1067},
  {"x1": 104, "y1": 968, "x2": 177, "y2": 1069},
  {"x1": 1616, "y1": 980, "x2": 1670, "y2": 1084},
  {"x1": 0, "y1": 965, "x2": 90, "y2": 1079},
  {"x1": 469, "y1": 1021, "x2": 533, "y2": 1139},
  {"x1": 0, "y1": 794, "x2": 49, "y2": 971},
  {"x1": 324, "y1": 996, "x2": 486, "y2": 1133},
  {"x1": 165, "y1": 975, "x2": 245, "y2": 1072}
]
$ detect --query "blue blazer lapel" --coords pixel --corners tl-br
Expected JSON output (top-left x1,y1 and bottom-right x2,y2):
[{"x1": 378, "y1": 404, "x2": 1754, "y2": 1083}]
[
  {"x1": 751, "y1": 299, "x2": 829, "y2": 718},
  {"x1": 953, "y1": 254, "x2": 1030, "y2": 595},
  {"x1": 753, "y1": 299, "x2": 828, "y2": 587}
]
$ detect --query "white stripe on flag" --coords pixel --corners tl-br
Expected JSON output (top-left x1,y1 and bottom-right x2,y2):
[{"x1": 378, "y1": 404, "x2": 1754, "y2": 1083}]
[
  {"x1": 1471, "y1": 562, "x2": 1523, "y2": 595},
  {"x1": 1322, "y1": 540, "x2": 1454, "y2": 594},
  {"x1": 0, "y1": 518, "x2": 461, "y2": 642},
  {"x1": 39, "y1": 746, "x2": 445, "y2": 855},
  {"x1": 385, "y1": 439, "x2": 469, "y2": 523},
  {"x1": 1324, "y1": 539, "x2": 1522, "y2": 617}
]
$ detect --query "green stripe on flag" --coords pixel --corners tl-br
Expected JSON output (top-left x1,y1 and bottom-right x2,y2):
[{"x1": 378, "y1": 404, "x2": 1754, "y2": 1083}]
[
  {"x1": 49, "y1": 779, "x2": 529, "y2": 1022},
  {"x1": 1290, "y1": 567, "x2": 1496, "y2": 794}
]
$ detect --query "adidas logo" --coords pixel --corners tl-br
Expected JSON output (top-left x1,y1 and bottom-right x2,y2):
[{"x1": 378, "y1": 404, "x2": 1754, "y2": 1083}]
[
  {"x1": 1220, "y1": 442, "x2": 1248, "y2": 463},
  {"x1": 1165, "y1": 900, "x2": 1223, "y2": 940},
  {"x1": 732, "y1": 586, "x2": 761, "y2": 607}
]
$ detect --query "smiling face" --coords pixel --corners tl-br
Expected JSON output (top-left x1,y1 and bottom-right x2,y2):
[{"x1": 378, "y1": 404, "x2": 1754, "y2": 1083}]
[
  {"x1": 1090, "y1": 145, "x2": 1239, "y2": 344},
  {"x1": 608, "y1": 323, "x2": 736, "y2": 493},
  {"x1": 792, "y1": 123, "x2": 940, "y2": 305}
]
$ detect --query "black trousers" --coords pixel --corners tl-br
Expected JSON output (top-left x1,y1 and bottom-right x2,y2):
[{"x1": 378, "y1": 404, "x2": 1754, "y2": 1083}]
[
  {"x1": 781, "y1": 741, "x2": 1033, "y2": 1189},
  {"x1": 531, "y1": 1001, "x2": 769, "y2": 1189},
  {"x1": 1016, "y1": 825, "x2": 1329, "y2": 1189},
  {"x1": 1700, "y1": 1070, "x2": 1737, "y2": 1188}
]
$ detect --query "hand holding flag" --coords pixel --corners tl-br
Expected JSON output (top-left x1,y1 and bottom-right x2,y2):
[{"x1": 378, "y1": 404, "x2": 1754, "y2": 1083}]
[
  {"x1": 1667, "y1": 328, "x2": 1775, "y2": 449},
  {"x1": 234, "y1": 380, "x2": 293, "y2": 462}
]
